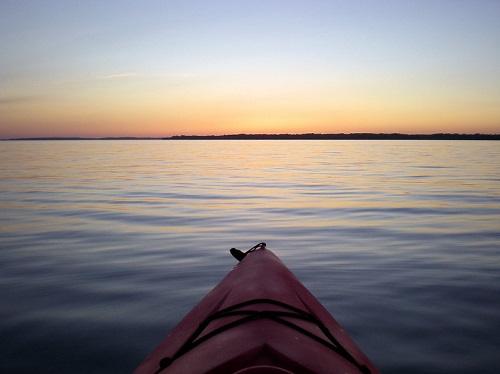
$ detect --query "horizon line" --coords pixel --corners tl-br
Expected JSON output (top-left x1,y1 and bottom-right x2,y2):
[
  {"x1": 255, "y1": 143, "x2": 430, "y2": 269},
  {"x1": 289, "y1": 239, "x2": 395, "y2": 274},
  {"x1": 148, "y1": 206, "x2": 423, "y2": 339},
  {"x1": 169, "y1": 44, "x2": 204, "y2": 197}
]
[{"x1": 2, "y1": 132, "x2": 500, "y2": 141}]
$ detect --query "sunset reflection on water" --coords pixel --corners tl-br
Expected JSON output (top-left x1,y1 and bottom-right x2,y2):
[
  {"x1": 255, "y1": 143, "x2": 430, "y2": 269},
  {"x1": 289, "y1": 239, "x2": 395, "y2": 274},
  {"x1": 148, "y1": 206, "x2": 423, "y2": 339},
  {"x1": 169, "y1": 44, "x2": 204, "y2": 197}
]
[{"x1": 1, "y1": 140, "x2": 499, "y2": 373}]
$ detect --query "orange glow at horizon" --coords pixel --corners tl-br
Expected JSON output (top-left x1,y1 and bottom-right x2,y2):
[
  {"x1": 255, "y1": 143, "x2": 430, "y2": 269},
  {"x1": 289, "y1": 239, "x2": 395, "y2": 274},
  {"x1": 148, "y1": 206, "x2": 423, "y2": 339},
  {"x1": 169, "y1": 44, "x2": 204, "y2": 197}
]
[
  {"x1": 1, "y1": 2, "x2": 499, "y2": 138},
  {"x1": 3, "y1": 78, "x2": 498, "y2": 139}
]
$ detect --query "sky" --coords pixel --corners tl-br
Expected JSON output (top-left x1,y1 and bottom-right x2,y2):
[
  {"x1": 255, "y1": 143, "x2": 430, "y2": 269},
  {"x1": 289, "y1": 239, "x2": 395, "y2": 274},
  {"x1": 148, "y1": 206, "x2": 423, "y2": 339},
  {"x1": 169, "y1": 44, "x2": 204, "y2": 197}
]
[{"x1": 1, "y1": 0, "x2": 500, "y2": 138}]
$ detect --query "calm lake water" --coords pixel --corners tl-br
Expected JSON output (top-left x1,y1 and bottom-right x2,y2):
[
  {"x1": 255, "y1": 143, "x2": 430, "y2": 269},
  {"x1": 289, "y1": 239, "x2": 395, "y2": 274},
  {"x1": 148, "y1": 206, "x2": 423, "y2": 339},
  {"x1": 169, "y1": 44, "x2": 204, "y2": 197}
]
[{"x1": 1, "y1": 140, "x2": 499, "y2": 373}]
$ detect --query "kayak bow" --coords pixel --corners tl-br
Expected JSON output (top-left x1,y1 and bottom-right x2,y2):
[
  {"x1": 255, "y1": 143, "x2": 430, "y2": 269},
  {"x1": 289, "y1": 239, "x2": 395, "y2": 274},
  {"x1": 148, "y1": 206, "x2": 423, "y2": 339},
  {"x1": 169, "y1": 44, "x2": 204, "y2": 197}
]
[{"x1": 134, "y1": 243, "x2": 379, "y2": 374}]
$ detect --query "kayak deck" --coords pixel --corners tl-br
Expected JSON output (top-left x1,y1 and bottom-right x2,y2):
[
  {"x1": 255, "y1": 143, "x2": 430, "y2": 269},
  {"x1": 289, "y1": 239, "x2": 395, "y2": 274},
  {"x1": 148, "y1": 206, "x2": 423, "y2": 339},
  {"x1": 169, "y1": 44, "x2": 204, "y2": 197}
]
[{"x1": 134, "y1": 244, "x2": 379, "y2": 374}]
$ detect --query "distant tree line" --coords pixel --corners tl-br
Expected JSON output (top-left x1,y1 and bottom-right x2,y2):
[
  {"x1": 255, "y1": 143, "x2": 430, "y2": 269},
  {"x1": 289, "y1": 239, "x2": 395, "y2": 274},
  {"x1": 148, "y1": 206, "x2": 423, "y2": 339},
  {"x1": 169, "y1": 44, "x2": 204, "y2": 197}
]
[{"x1": 166, "y1": 133, "x2": 500, "y2": 140}]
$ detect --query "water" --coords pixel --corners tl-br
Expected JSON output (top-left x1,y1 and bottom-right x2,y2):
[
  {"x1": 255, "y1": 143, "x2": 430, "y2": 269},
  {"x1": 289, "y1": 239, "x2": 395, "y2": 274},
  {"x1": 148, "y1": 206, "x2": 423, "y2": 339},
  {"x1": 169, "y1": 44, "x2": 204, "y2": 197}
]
[{"x1": 0, "y1": 140, "x2": 499, "y2": 373}]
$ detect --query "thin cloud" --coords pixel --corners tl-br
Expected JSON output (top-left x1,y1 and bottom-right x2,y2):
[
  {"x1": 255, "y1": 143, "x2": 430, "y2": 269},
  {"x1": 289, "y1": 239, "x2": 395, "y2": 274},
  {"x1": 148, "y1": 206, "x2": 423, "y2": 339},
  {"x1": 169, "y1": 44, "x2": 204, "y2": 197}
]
[
  {"x1": 84, "y1": 73, "x2": 142, "y2": 81},
  {"x1": 55, "y1": 72, "x2": 196, "y2": 85},
  {"x1": 0, "y1": 95, "x2": 40, "y2": 105}
]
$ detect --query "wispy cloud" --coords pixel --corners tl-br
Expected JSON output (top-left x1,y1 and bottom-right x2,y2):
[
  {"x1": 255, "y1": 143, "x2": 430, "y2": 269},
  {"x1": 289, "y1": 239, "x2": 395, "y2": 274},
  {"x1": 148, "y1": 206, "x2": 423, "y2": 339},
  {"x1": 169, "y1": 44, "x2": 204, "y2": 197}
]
[
  {"x1": 55, "y1": 72, "x2": 197, "y2": 85},
  {"x1": 0, "y1": 95, "x2": 40, "y2": 105},
  {"x1": 89, "y1": 72, "x2": 198, "y2": 80},
  {"x1": 83, "y1": 73, "x2": 142, "y2": 81}
]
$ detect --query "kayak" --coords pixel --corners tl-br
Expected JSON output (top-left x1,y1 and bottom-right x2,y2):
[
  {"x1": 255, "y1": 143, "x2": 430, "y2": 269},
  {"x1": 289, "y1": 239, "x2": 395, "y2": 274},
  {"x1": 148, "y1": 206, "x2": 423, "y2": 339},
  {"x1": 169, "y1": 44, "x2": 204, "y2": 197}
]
[{"x1": 134, "y1": 243, "x2": 379, "y2": 374}]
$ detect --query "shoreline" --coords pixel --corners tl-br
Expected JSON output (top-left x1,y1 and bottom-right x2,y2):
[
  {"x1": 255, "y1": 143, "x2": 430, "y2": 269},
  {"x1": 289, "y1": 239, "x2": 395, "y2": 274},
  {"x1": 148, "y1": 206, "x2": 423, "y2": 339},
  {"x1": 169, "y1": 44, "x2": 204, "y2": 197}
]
[{"x1": 3, "y1": 133, "x2": 500, "y2": 141}]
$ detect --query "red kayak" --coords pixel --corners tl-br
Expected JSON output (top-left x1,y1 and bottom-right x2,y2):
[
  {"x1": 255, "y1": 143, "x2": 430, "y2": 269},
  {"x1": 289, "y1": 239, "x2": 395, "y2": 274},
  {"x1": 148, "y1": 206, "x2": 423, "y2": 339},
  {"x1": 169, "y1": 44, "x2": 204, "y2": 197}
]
[{"x1": 134, "y1": 243, "x2": 379, "y2": 374}]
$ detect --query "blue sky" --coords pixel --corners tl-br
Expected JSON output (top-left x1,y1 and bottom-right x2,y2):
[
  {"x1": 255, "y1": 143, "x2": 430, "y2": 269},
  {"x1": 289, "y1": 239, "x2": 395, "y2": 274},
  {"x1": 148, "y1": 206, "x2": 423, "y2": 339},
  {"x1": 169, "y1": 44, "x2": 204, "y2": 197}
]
[{"x1": 1, "y1": 0, "x2": 499, "y2": 137}]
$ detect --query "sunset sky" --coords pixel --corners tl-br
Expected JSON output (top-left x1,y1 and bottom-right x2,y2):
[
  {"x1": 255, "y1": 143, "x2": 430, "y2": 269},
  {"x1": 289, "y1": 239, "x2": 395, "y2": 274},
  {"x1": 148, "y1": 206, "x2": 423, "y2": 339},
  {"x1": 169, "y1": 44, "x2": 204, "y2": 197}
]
[{"x1": 1, "y1": 0, "x2": 500, "y2": 138}]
